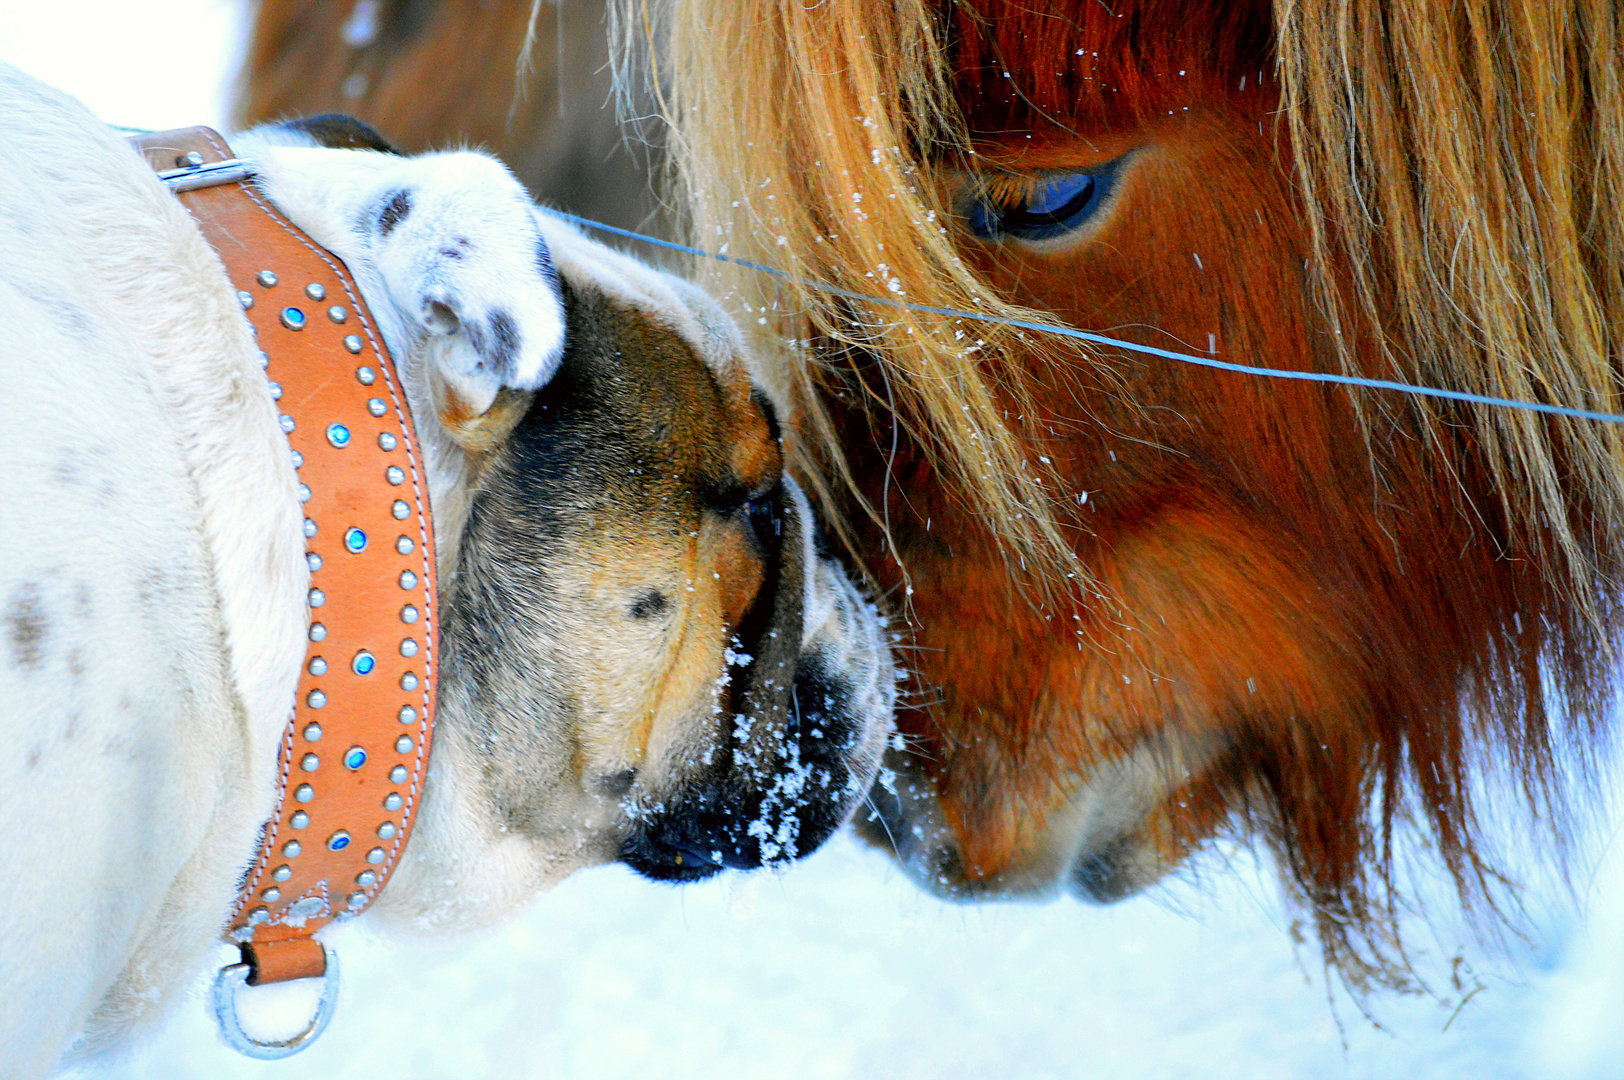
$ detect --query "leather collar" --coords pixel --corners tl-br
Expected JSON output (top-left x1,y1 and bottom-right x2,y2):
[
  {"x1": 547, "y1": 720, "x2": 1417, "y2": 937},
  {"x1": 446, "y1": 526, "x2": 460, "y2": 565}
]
[{"x1": 133, "y1": 129, "x2": 440, "y2": 993}]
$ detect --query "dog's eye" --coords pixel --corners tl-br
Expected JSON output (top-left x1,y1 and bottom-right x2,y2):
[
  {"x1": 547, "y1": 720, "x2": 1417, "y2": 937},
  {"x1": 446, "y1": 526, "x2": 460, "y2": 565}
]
[
  {"x1": 742, "y1": 488, "x2": 781, "y2": 551},
  {"x1": 712, "y1": 482, "x2": 782, "y2": 551},
  {"x1": 965, "y1": 161, "x2": 1123, "y2": 242}
]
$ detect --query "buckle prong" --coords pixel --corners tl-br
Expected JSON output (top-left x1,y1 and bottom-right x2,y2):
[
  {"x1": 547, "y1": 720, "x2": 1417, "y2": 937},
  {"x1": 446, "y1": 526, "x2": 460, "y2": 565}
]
[{"x1": 155, "y1": 157, "x2": 258, "y2": 192}]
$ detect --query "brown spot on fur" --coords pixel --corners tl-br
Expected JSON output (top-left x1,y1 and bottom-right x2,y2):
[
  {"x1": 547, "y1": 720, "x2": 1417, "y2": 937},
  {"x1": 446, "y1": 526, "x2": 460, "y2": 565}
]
[
  {"x1": 51, "y1": 451, "x2": 84, "y2": 487},
  {"x1": 5, "y1": 584, "x2": 48, "y2": 671}
]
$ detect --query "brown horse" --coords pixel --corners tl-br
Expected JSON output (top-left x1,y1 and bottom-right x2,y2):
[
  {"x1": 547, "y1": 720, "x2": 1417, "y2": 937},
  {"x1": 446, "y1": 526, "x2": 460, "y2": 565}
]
[
  {"x1": 239, "y1": 0, "x2": 669, "y2": 237},
  {"x1": 636, "y1": 0, "x2": 1624, "y2": 979},
  {"x1": 242, "y1": 0, "x2": 1624, "y2": 981}
]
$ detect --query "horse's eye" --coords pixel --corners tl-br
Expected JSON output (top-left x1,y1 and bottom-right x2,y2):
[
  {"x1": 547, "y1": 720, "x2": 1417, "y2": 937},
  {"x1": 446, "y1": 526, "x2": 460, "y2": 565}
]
[{"x1": 966, "y1": 162, "x2": 1122, "y2": 242}]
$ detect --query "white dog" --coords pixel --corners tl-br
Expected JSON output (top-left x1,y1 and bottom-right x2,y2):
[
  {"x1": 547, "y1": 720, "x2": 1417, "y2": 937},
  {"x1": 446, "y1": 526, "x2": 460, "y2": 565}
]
[{"x1": 0, "y1": 63, "x2": 894, "y2": 1078}]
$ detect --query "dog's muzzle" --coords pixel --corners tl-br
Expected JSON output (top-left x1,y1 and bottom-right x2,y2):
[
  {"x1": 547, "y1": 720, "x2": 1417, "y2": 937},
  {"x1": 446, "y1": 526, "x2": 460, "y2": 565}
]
[{"x1": 618, "y1": 486, "x2": 894, "y2": 880}]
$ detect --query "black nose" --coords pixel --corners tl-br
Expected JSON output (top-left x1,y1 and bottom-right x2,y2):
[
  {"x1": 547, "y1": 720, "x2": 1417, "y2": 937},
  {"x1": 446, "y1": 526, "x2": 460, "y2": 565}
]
[
  {"x1": 617, "y1": 816, "x2": 758, "y2": 883},
  {"x1": 617, "y1": 654, "x2": 865, "y2": 883}
]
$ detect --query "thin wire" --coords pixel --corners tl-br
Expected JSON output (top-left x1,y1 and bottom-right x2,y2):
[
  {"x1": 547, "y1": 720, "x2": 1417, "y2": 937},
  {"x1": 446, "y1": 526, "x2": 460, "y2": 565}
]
[{"x1": 550, "y1": 210, "x2": 1624, "y2": 426}]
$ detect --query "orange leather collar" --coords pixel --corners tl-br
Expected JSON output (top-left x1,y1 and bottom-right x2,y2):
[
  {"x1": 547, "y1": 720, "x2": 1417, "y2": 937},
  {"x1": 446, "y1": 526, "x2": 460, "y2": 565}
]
[{"x1": 134, "y1": 128, "x2": 440, "y2": 986}]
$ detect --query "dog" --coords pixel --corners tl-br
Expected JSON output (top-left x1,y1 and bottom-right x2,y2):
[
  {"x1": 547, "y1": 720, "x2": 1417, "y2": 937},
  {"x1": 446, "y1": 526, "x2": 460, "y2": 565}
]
[{"x1": 0, "y1": 62, "x2": 893, "y2": 1077}]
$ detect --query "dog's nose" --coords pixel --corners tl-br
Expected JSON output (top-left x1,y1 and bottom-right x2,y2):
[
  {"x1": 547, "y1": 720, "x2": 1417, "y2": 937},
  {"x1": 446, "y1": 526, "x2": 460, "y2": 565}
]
[
  {"x1": 616, "y1": 825, "x2": 753, "y2": 882},
  {"x1": 618, "y1": 777, "x2": 795, "y2": 882}
]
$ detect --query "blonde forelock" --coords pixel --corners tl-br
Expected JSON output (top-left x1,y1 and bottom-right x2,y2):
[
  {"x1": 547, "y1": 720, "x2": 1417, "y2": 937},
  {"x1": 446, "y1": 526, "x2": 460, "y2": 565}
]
[{"x1": 615, "y1": 0, "x2": 1096, "y2": 597}]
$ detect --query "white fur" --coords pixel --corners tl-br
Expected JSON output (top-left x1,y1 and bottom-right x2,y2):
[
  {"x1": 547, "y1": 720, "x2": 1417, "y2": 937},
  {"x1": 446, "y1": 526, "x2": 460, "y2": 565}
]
[
  {"x1": 241, "y1": 142, "x2": 566, "y2": 415},
  {"x1": 0, "y1": 64, "x2": 882, "y2": 1078}
]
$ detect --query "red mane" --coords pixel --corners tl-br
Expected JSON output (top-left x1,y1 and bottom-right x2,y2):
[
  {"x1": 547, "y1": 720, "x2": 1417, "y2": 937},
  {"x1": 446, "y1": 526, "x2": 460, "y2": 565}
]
[{"x1": 644, "y1": 0, "x2": 1624, "y2": 978}]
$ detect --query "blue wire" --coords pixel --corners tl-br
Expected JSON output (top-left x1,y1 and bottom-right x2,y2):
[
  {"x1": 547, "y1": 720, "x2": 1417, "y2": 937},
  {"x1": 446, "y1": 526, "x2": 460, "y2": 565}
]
[{"x1": 549, "y1": 210, "x2": 1624, "y2": 427}]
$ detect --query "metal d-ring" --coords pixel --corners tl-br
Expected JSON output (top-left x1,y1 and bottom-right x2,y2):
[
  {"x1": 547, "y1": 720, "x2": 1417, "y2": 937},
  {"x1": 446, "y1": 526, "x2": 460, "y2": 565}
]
[{"x1": 211, "y1": 945, "x2": 341, "y2": 1059}]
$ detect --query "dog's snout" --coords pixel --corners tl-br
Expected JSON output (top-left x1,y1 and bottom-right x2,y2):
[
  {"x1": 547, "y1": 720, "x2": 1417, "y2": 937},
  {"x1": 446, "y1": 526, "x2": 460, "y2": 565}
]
[{"x1": 619, "y1": 646, "x2": 885, "y2": 883}]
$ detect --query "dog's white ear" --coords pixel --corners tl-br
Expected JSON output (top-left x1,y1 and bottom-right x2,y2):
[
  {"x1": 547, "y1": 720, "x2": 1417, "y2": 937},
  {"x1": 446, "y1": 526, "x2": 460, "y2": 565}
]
[
  {"x1": 413, "y1": 267, "x2": 564, "y2": 451},
  {"x1": 356, "y1": 153, "x2": 566, "y2": 450},
  {"x1": 427, "y1": 354, "x2": 543, "y2": 453},
  {"x1": 241, "y1": 143, "x2": 565, "y2": 450}
]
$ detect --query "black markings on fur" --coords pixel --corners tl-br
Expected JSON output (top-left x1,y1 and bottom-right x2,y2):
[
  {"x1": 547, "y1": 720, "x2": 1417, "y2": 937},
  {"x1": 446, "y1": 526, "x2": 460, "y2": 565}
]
[
  {"x1": 630, "y1": 590, "x2": 668, "y2": 619},
  {"x1": 5, "y1": 583, "x2": 48, "y2": 671},
  {"x1": 485, "y1": 311, "x2": 520, "y2": 380},
  {"x1": 452, "y1": 310, "x2": 518, "y2": 379},
  {"x1": 378, "y1": 189, "x2": 412, "y2": 236},
  {"x1": 136, "y1": 568, "x2": 168, "y2": 608},
  {"x1": 535, "y1": 234, "x2": 559, "y2": 292},
  {"x1": 273, "y1": 114, "x2": 402, "y2": 154},
  {"x1": 751, "y1": 389, "x2": 782, "y2": 445},
  {"x1": 51, "y1": 452, "x2": 82, "y2": 487},
  {"x1": 809, "y1": 512, "x2": 836, "y2": 562},
  {"x1": 461, "y1": 315, "x2": 486, "y2": 359},
  {"x1": 598, "y1": 770, "x2": 637, "y2": 797}
]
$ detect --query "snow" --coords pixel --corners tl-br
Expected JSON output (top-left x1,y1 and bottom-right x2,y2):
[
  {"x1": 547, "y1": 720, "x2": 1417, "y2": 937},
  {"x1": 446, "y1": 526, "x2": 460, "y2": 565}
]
[
  {"x1": 7, "y1": 6, "x2": 1624, "y2": 1077},
  {"x1": 54, "y1": 832, "x2": 1624, "y2": 1079}
]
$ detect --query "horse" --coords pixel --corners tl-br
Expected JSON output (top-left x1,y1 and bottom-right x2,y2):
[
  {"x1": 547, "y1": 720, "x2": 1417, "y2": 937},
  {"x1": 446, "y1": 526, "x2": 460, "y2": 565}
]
[
  {"x1": 633, "y1": 0, "x2": 1624, "y2": 980},
  {"x1": 239, "y1": 0, "x2": 669, "y2": 238},
  {"x1": 240, "y1": 0, "x2": 1624, "y2": 982}
]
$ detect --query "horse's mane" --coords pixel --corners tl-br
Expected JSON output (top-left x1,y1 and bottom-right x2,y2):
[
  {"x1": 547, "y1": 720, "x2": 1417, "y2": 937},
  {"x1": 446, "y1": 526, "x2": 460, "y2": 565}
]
[
  {"x1": 617, "y1": 0, "x2": 1080, "y2": 584},
  {"x1": 1279, "y1": 0, "x2": 1624, "y2": 628},
  {"x1": 621, "y1": 0, "x2": 1624, "y2": 975}
]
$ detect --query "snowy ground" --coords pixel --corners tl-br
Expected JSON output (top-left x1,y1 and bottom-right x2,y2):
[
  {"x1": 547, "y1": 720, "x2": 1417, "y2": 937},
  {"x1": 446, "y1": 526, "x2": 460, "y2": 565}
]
[
  {"x1": 51, "y1": 832, "x2": 1624, "y2": 1080},
  {"x1": 7, "y1": 5, "x2": 1624, "y2": 1077}
]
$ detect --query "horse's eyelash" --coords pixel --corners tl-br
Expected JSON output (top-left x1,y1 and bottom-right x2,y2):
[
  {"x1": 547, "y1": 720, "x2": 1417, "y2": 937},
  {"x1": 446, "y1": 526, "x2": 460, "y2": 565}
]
[{"x1": 975, "y1": 174, "x2": 1046, "y2": 207}]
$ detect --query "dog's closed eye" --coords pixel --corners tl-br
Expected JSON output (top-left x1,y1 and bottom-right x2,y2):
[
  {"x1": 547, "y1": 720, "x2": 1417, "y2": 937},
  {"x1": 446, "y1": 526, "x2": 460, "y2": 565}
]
[{"x1": 596, "y1": 769, "x2": 637, "y2": 797}]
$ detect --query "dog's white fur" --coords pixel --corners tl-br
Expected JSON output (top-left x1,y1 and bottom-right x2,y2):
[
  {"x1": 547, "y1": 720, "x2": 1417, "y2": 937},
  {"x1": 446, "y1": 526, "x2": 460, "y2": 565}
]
[{"x1": 0, "y1": 63, "x2": 889, "y2": 1078}]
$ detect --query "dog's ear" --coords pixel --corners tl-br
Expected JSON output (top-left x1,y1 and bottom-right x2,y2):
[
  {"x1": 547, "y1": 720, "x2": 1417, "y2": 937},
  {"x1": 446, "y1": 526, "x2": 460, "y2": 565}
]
[
  {"x1": 426, "y1": 363, "x2": 537, "y2": 454},
  {"x1": 352, "y1": 162, "x2": 568, "y2": 454},
  {"x1": 410, "y1": 262, "x2": 565, "y2": 452}
]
